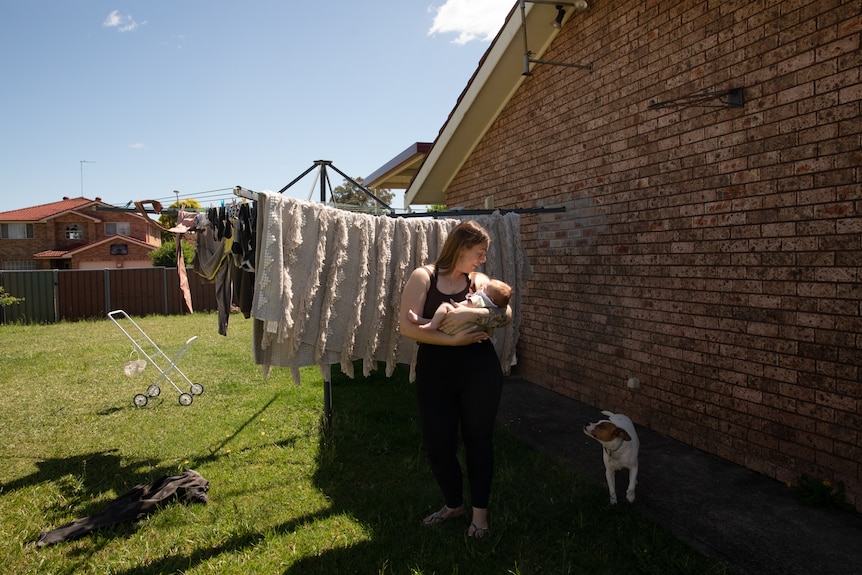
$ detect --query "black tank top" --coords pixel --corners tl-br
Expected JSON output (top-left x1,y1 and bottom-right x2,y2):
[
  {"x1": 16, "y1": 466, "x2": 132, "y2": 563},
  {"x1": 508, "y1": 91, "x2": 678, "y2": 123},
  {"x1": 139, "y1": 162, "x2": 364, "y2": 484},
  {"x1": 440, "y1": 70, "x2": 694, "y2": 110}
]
[{"x1": 423, "y1": 267, "x2": 471, "y2": 319}]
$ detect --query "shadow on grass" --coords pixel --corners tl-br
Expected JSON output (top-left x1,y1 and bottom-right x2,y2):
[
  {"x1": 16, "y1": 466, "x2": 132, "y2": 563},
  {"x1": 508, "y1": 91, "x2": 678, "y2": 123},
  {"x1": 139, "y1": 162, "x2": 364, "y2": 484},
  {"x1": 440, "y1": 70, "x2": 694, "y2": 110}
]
[
  {"x1": 2, "y1": 450, "x2": 170, "y2": 512},
  {"x1": 17, "y1": 393, "x2": 298, "y2": 554},
  {"x1": 97, "y1": 509, "x2": 339, "y2": 575},
  {"x1": 5, "y1": 449, "x2": 184, "y2": 546},
  {"x1": 282, "y1": 363, "x2": 729, "y2": 575},
  {"x1": 52, "y1": 362, "x2": 726, "y2": 575},
  {"x1": 280, "y1": 362, "x2": 584, "y2": 574}
]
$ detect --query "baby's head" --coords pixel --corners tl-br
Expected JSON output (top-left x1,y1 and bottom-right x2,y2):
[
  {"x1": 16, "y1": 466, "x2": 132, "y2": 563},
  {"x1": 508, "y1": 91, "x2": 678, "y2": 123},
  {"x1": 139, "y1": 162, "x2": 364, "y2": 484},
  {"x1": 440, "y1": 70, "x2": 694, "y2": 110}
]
[{"x1": 484, "y1": 279, "x2": 512, "y2": 308}]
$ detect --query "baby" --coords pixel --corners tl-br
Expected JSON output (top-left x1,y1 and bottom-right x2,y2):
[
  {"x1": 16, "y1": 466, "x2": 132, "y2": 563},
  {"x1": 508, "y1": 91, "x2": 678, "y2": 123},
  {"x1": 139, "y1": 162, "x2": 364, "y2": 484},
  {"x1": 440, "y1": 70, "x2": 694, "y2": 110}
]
[{"x1": 409, "y1": 278, "x2": 512, "y2": 335}]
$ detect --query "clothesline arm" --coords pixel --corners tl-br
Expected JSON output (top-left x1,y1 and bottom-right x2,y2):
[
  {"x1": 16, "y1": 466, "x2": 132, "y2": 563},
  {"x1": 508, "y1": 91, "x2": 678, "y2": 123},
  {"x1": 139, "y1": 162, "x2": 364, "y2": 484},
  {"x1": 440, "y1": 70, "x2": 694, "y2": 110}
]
[{"x1": 233, "y1": 186, "x2": 258, "y2": 201}]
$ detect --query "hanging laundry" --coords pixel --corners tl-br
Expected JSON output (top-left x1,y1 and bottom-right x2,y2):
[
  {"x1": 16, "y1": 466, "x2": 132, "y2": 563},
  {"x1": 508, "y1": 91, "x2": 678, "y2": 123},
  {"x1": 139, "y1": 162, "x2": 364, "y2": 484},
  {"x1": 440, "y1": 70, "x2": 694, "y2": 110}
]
[
  {"x1": 250, "y1": 194, "x2": 531, "y2": 382},
  {"x1": 231, "y1": 201, "x2": 257, "y2": 318},
  {"x1": 195, "y1": 208, "x2": 234, "y2": 335},
  {"x1": 167, "y1": 208, "x2": 200, "y2": 314}
]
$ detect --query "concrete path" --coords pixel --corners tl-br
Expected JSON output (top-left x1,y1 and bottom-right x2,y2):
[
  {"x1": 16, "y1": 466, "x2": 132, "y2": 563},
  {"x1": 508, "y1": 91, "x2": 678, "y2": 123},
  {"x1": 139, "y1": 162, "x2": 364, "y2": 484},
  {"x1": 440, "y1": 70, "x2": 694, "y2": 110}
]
[{"x1": 497, "y1": 376, "x2": 862, "y2": 575}]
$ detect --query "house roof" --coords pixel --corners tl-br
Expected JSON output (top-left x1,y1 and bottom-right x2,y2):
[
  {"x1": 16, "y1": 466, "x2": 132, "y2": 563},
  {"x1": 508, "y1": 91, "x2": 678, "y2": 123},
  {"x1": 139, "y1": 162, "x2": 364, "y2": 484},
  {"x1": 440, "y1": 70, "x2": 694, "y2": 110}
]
[
  {"x1": 0, "y1": 197, "x2": 100, "y2": 222},
  {"x1": 0, "y1": 196, "x2": 164, "y2": 235},
  {"x1": 398, "y1": 1, "x2": 571, "y2": 206},
  {"x1": 33, "y1": 234, "x2": 156, "y2": 259},
  {"x1": 32, "y1": 250, "x2": 69, "y2": 259},
  {"x1": 364, "y1": 142, "x2": 432, "y2": 190}
]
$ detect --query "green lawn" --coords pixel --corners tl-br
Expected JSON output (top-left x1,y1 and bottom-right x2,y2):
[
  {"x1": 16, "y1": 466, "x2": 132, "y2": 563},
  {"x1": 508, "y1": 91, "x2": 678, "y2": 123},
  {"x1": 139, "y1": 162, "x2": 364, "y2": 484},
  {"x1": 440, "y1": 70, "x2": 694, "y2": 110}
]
[{"x1": 0, "y1": 312, "x2": 727, "y2": 574}]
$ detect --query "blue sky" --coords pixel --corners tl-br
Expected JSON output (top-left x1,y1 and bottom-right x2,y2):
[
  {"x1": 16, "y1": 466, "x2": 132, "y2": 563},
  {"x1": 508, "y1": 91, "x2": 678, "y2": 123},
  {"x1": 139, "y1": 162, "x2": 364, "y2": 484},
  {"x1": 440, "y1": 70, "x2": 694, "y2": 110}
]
[{"x1": 0, "y1": 1, "x2": 511, "y2": 212}]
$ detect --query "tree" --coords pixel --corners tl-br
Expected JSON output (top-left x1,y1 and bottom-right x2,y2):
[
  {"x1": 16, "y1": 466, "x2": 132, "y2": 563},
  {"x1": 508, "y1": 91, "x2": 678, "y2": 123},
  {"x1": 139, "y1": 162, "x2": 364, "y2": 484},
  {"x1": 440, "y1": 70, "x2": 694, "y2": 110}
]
[
  {"x1": 0, "y1": 286, "x2": 23, "y2": 307},
  {"x1": 330, "y1": 177, "x2": 395, "y2": 213},
  {"x1": 149, "y1": 238, "x2": 196, "y2": 267},
  {"x1": 158, "y1": 198, "x2": 202, "y2": 234}
]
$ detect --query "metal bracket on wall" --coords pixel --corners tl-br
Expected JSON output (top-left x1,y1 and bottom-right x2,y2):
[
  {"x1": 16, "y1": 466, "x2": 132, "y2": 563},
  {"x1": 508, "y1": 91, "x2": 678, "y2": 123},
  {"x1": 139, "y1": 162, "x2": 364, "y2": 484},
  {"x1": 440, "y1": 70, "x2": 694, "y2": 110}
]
[
  {"x1": 648, "y1": 88, "x2": 744, "y2": 110},
  {"x1": 520, "y1": 0, "x2": 592, "y2": 76}
]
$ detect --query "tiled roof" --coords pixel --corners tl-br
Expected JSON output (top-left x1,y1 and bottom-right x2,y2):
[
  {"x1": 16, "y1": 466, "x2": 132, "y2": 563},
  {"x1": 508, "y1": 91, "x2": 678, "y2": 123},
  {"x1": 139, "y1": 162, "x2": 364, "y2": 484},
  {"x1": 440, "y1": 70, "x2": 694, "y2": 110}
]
[
  {"x1": 33, "y1": 250, "x2": 70, "y2": 259},
  {"x1": 0, "y1": 197, "x2": 96, "y2": 222}
]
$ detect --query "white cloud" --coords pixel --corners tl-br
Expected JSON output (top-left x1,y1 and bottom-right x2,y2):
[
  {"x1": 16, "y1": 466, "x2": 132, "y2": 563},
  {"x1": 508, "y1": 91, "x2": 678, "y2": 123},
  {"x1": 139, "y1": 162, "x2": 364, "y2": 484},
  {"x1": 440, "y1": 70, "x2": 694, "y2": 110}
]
[
  {"x1": 428, "y1": 0, "x2": 511, "y2": 44},
  {"x1": 103, "y1": 10, "x2": 145, "y2": 33},
  {"x1": 128, "y1": 143, "x2": 145, "y2": 150}
]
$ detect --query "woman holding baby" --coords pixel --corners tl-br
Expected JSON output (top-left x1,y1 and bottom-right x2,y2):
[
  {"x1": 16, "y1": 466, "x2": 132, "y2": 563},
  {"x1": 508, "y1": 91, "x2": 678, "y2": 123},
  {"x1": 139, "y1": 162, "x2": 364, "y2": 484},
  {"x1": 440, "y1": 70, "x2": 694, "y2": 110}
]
[{"x1": 399, "y1": 220, "x2": 512, "y2": 538}]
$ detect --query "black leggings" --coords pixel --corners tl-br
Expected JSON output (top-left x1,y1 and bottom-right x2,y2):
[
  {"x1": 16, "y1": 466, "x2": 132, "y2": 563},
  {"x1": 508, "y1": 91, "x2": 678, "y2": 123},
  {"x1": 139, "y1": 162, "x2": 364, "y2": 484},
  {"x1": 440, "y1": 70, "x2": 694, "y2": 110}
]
[{"x1": 415, "y1": 340, "x2": 503, "y2": 509}]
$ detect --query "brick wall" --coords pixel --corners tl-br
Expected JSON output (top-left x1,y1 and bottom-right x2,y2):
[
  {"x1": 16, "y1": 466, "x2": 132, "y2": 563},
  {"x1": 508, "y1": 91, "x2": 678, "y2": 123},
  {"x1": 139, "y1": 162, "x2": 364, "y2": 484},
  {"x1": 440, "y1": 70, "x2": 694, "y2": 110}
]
[{"x1": 446, "y1": 0, "x2": 861, "y2": 509}]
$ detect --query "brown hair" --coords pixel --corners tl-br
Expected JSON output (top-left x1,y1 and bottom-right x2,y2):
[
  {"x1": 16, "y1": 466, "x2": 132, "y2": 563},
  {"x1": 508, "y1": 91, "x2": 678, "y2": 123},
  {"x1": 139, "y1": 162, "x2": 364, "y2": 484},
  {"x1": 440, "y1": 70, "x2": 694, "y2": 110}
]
[
  {"x1": 433, "y1": 220, "x2": 490, "y2": 274},
  {"x1": 484, "y1": 279, "x2": 513, "y2": 308}
]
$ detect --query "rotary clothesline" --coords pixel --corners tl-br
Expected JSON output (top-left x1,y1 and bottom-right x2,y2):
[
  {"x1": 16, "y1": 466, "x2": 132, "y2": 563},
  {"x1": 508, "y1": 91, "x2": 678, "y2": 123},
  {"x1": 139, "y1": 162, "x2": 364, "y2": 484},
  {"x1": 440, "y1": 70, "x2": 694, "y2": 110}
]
[
  {"x1": 236, "y1": 190, "x2": 535, "y2": 426},
  {"x1": 231, "y1": 155, "x2": 565, "y2": 425},
  {"x1": 248, "y1": 192, "x2": 530, "y2": 375}
]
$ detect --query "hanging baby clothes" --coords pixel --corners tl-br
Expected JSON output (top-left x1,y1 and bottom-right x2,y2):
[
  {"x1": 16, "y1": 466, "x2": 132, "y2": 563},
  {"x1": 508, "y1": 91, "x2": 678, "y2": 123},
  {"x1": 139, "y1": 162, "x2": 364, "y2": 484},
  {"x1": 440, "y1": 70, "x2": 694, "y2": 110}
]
[{"x1": 250, "y1": 193, "x2": 531, "y2": 382}]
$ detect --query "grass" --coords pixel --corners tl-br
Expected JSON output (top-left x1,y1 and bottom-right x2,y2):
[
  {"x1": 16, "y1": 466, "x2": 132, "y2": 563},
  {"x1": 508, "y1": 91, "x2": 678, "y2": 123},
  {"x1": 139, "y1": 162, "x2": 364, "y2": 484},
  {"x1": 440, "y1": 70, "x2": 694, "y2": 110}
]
[{"x1": 0, "y1": 312, "x2": 728, "y2": 574}]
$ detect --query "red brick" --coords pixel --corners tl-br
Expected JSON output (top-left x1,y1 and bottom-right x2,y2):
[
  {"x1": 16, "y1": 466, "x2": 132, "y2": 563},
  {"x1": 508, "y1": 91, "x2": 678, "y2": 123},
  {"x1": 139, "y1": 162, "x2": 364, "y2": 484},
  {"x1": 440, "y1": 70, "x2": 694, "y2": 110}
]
[{"x1": 445, "y1": 0, "x2": 862, "y2": 512}]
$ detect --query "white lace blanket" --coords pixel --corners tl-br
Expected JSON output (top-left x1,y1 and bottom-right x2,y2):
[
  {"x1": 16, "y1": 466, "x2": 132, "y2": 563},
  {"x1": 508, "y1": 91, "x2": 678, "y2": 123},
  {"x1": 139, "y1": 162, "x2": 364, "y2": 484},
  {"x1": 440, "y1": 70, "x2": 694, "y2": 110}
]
[{"x1": 251, "y1": 193, "x2": 531, "y2": 381}]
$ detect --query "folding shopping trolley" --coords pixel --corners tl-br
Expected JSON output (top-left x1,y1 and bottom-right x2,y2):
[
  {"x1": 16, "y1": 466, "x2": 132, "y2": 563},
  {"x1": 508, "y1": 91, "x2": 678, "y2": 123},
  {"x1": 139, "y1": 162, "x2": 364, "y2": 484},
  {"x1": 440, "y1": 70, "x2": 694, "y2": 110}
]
[{"x1": 108, "y1": 310, "x2": 204, "y2": 407}]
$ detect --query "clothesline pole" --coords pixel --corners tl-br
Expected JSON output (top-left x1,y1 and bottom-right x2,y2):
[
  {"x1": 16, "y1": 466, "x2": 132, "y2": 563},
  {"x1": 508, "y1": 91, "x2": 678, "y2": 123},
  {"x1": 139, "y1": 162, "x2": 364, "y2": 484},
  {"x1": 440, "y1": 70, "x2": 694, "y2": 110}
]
[
  {"x1": 318, "y1": 162, "x2": 328, "y2": 203},
  {"x1": 324, "y1": 161, "x2": 392, "y2": 211},
  {"x1": 323, "y1": 365, "x2": 333, "y2": 429},
  {"x1": 271, "y1": 160, "x2": 392, "y2": 212},
  {"x1": 275, "y1": 163, "x2": 319, "y2": 195}
]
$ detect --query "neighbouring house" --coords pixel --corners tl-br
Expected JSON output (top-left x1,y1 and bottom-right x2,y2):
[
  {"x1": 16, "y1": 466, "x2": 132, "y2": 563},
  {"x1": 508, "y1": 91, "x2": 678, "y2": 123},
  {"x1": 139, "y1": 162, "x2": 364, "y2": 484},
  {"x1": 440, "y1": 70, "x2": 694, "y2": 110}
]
[
  {"x1": 0, "y1": 196, "x2": 163, "y2": 270},
  {"x1": 367, "y1": 0, "x2": 861, "y2": 510}
]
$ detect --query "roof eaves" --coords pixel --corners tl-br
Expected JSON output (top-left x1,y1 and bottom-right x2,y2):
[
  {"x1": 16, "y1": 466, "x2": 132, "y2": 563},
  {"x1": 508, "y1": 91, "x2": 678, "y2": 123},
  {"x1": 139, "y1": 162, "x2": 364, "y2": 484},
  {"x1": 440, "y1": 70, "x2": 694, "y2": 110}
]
[
  {"x1": 40, "y1": 207, "x2": 104, "y2": 224},
  {"x1": 405, "y1": 2, "x2": 563, "y2": 206},
  {"x1": 60, "y1": 234, "x2": 157, "y2": 257},
  {"x1": 364, "y1": 142, "x2": 433, "y2": 190},
  {"x1": 33, "y1": 250, "x2": 71, "y2": 259}
]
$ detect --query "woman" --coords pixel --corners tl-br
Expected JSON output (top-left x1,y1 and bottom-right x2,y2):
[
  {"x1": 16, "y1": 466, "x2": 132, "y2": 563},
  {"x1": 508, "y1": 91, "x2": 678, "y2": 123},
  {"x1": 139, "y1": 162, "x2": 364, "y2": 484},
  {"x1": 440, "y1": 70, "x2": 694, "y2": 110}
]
[{"x1": 399, "y1": 220, "x2": 512, "y2": 538}]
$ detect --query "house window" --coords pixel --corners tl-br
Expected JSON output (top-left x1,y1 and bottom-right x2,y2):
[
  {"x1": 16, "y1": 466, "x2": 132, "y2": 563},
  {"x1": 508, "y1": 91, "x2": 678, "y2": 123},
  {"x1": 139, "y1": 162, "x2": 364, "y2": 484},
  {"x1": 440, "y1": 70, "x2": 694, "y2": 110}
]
[
  {"x1": 1, "y1": 223, "x2": 34, "y2": 239},
  {"x1": 1, "y1": 260, "x2": 37, "y2": 270},
  {"x1": 110, "y1": 244, "x2": 128, "y2": 255},
  {"x1": 105, "y1": 222, "x2": 131, "y2": 236},
  {"x1": 65, "y1": 224, "x2": 84, "y2": 240}
]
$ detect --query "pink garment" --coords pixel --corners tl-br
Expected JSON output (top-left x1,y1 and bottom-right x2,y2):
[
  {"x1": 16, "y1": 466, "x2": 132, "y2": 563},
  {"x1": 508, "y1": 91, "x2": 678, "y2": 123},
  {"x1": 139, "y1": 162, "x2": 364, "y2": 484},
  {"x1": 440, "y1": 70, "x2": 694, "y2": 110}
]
[
  {"x1": 177, "y1": 233, "x2": 193, "y2": 314},
  {"x1": 168, "y1": 211, "x2": 198, "y2": 234}
]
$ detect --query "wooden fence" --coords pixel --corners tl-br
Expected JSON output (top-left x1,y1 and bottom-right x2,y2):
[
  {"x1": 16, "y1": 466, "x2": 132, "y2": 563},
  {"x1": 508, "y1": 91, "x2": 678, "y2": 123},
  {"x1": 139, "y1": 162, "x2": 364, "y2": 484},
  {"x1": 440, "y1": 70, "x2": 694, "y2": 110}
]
[{"x1": 0, "y1": 268, "x2": 218, "y2": 324}]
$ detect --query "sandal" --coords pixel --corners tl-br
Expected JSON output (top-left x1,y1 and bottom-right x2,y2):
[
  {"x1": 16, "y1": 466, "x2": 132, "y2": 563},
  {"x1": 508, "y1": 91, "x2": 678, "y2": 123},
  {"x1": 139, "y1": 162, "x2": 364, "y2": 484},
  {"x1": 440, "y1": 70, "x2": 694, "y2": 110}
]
[
  {"x1": 466, "y1": 522, "x2": 490, "y2": 538},
  {"x1": 422, "y1": 505, "x2": 466, "y2": 525}
]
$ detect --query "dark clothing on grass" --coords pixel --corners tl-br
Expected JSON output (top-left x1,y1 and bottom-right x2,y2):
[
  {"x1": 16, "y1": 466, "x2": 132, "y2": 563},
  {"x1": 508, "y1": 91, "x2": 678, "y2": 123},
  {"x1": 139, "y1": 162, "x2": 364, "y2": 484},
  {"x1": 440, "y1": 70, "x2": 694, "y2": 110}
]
[{"x1": 37, "y1": 469, "x2": 209, "y2": 546}]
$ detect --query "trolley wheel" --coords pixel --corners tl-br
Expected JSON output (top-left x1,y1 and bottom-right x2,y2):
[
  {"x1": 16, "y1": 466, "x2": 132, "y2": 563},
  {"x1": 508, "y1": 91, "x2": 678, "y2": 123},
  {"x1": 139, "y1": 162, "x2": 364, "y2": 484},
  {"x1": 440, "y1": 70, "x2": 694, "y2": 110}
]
[
  {"x1": 133, "y1": 394, "x2": 148, "y2": 408},
  {"x1": 179, "y1": 393, "x2": 193, "y2": 406},
  {"x1": 190, "y1": 383, "x2": 204, "y2": 396},
  {"x1": 147, "y1": 384, "x2": 161, "y2": 397}
]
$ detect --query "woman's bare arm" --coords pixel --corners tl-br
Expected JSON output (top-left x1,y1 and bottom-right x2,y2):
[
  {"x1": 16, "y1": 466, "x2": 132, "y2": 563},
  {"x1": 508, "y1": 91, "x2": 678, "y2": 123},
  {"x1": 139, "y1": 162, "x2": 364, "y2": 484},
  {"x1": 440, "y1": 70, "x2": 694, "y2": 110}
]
[
  {"x1": 437, "y1": 272, "x2": 513, "y2": 333},
  {"x1": 399, "y1": 267, "x2": 489, "y2": 346}
]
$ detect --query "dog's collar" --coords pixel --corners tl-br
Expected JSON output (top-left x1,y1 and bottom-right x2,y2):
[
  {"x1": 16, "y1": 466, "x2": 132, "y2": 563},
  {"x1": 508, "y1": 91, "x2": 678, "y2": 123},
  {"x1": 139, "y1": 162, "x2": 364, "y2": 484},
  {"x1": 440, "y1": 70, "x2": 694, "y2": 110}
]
[{"x1": 604, "y1": 443, "x2": 624, "y2": 456}]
